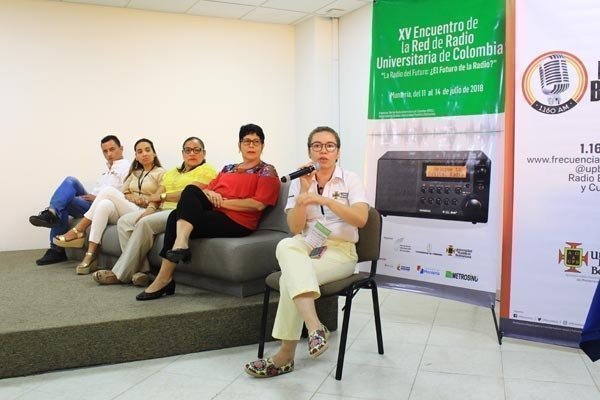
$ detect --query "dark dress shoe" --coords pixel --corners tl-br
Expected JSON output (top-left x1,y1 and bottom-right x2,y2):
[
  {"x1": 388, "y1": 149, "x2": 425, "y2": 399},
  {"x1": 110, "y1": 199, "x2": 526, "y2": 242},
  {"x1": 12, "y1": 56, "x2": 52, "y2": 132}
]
[
  {"x1": 29, "y1": 209, "x2": 59, "y2": 228},
  {"x1": 36, "y1": 248, "x2": 67, "y2": 265},
  {"x1": 165, "y1": 248, "x2": 191, "y2": 263},
  {"x1": 136, "y1": 280, "x2": 176, "y2": 301}
]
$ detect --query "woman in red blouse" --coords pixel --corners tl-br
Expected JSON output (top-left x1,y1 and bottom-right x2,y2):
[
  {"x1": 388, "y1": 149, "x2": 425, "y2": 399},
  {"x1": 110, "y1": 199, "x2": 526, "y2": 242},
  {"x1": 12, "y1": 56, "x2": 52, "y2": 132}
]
[{"x1": 136, "y1": 124, "x2": 280, "y2": 301}]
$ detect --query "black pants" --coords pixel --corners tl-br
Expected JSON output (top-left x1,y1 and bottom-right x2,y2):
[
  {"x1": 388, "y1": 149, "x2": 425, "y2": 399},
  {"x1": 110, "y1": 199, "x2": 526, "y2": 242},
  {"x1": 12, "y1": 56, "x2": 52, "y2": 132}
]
[{"x1": 159, "y1": 185, "x2": 252, "y2": 258}]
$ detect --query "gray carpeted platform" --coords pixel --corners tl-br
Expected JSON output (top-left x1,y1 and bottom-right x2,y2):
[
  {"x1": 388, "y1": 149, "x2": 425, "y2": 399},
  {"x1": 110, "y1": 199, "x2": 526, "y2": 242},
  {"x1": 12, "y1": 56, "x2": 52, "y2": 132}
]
[{"x1": 0, "y1": 250, "x2": 338, "y2": 379}]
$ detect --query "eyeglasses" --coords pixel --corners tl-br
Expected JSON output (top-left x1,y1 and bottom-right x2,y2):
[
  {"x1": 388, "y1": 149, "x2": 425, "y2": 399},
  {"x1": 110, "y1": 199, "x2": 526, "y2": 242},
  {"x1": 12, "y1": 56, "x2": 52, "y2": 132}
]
[
  {"x1": 240, "y1": 139, "x2": 262, "y2": 146},
  {"x1": 183, "y1": 147, "x2": 203, "y2": 154},
  {"x1": 309, "y1": 142, "x2": 338, "y2": 152}
]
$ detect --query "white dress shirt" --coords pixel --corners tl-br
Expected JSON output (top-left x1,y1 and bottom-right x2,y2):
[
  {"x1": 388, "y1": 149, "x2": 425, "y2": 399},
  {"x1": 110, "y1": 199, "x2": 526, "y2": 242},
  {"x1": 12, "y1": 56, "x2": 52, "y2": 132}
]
[{"x1": 91, "y1": 158, "x2": 130, "y2": 195}]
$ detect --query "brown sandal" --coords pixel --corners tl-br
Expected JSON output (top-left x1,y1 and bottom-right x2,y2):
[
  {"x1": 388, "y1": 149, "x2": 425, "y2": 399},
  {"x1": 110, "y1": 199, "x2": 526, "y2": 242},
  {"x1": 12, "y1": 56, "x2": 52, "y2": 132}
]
[
  {"x1": 92, "y1": 269, "x2": 120, "y2": 284},
  {"x1": 131, "y1": 272, "x2": 150, "y2": 287}
]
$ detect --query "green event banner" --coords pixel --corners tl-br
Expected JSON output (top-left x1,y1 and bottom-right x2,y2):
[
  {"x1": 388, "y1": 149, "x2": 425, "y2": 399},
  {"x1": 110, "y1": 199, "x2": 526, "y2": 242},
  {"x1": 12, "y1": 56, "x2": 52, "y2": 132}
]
[{"x1": 368, "y1": 0, "x2": 505, "y2": 119}]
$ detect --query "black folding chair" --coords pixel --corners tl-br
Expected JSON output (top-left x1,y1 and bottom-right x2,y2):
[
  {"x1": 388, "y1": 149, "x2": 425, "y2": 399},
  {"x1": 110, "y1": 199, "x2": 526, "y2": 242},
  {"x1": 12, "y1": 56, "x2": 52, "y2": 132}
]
[{"x1": 257, "y1": 207, "x2": 384, "y2": 380}]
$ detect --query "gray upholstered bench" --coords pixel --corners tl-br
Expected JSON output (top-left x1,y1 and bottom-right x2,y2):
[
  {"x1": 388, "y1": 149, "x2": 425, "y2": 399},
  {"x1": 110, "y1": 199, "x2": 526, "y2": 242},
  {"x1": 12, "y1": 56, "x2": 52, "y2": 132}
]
[{"x1": 67, "y1": 183, "x2": 291, "y2": 297}]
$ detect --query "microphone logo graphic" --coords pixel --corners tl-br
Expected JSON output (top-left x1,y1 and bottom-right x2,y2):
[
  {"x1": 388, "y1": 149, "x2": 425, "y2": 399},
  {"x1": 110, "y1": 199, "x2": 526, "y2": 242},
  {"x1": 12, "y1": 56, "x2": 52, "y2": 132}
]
[
  {"x1": 522, "y1": 50, "x2": 588, "y2": 115},
  {"x1": 539, "y1": 54, "x2": 570, "y2": 105}
]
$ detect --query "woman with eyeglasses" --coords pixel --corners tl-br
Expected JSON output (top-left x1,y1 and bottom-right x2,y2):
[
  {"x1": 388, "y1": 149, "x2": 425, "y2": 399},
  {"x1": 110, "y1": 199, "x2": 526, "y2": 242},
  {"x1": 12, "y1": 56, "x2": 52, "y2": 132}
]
[
  {"x1": 92, "y1": 137, "x2": 217, "y2": 286},
  {"x1": 135, "y1": 123, "x2": 281, "y2": 300},
  {"x1": 53, "y1": 138, "x2": 166, "y2": 275},
  {"x1": 244, "y1": 126, "x2": 369, "y2": 378}
]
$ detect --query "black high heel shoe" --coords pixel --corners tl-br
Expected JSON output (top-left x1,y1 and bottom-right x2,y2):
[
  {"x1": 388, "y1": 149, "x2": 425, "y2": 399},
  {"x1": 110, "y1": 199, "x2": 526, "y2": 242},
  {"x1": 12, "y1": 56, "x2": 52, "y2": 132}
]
[
  {"x1": 165, "y1": 248, "x2": 191, "y2": 263},
  {"x1": 135, "y1": 279, "x2": 176, "y2": 301}
]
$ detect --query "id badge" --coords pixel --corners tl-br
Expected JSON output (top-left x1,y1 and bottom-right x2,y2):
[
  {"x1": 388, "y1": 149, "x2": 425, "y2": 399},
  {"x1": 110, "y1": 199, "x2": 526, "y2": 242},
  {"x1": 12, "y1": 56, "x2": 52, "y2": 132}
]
[{"x1": 304, "y1": 221, "x2": 332, "y2": 249}]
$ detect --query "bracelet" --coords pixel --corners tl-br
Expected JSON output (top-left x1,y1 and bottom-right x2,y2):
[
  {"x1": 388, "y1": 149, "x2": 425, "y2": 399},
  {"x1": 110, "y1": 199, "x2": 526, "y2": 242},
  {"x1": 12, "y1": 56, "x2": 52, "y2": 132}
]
[{"x1": 146, "y1": 204, "x2": 157, "y2": 210}]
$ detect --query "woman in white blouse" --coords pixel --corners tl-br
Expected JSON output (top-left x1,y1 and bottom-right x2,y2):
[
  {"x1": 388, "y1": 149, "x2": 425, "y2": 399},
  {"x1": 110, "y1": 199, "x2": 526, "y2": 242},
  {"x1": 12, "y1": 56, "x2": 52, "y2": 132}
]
[{"x1": 245, "y1": 126, "x2": 368, "y2": 378}]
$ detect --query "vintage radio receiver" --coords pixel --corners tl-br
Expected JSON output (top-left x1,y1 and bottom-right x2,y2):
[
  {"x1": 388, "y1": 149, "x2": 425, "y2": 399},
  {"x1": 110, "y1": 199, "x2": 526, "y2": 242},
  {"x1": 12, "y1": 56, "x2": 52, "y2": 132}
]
[{"x1": 375, "y1": 151, "x2": 491, "y2": 223}]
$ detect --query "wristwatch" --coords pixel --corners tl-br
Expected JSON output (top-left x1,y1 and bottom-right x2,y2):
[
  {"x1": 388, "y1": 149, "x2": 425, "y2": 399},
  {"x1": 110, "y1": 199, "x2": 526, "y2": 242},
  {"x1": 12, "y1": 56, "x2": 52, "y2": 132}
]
[{"x1": 160, "y1": 193, "x2": 167, "y2": 201}]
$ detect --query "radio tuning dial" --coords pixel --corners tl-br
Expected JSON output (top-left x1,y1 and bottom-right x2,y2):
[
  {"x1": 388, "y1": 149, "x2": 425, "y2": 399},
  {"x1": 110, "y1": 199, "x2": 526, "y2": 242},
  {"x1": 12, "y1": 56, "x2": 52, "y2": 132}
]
[{"x1": 463, "y1": 198, "x2": 483, "y2": 220}]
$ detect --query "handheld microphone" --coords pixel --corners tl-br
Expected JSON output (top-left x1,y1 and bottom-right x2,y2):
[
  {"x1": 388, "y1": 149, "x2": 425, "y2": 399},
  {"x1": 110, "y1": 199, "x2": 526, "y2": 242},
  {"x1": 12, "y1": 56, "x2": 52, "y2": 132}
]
[{"x1": 280, "y1": 163, "x2": 320, "y2": 183}]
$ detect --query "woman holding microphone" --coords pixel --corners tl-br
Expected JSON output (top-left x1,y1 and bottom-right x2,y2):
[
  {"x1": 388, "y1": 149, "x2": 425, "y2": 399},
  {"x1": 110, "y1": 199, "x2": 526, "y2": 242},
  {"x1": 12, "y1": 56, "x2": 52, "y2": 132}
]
[{"x1": 245, "y1": 126, "x2": 369, "y2": 378}]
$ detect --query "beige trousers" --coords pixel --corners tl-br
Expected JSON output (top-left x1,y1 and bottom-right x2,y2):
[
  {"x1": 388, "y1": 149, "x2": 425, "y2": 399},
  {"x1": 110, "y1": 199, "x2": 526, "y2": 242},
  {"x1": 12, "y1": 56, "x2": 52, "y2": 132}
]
[
  {"x1": 272, "y1": 235, "x2": 357, "y2": 341},
  {"x1": 111, "y1": 209, "x2": 170, "y2": 282}
]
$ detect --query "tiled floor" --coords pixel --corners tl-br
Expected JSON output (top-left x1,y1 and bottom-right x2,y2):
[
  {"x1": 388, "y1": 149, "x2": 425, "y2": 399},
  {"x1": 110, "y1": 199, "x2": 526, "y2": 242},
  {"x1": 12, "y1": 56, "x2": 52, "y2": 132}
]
[{"x1": 2, "y1": 288, "x2": 599, "y2": 400}]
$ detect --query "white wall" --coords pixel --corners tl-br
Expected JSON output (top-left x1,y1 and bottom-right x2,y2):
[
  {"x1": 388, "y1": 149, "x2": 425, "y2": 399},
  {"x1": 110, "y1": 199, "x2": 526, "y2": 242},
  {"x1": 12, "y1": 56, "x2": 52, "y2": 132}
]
[
  {"x1": 294, "y1": 16, "x2": 337, "y2": 164},
  {"x1": 0, "y1": 0, "x2": 374, "y2": 252},
  {"x1": 293, "y1": 5, "x2": 373, "y2": 176},
  {"x1": 338, "y1": 3, "x2": 372, "y2": 178},
  {"x1": 0, "y1": 0, "x2": 295, "y2": 251}
]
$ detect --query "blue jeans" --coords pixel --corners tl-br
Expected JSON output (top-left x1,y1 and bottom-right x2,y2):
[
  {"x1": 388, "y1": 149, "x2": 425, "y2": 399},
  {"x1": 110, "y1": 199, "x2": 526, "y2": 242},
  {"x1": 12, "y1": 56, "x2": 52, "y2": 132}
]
[{"x1": 49, "y1": 176, "x2": 92, "y2": 248}]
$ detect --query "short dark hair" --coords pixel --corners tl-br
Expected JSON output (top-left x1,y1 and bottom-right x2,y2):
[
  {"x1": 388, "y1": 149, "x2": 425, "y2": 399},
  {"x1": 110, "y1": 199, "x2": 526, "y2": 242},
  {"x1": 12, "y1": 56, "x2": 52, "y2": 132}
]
[
  {"x1": 101, "y1": 135, "x2": 121, "y2": 147},
  {"x1": 307, "y1": 126, "x2": 340, "y2": 149},
  {"x1": 239, "y1": 123, "x2": 265, "y2": 143}
]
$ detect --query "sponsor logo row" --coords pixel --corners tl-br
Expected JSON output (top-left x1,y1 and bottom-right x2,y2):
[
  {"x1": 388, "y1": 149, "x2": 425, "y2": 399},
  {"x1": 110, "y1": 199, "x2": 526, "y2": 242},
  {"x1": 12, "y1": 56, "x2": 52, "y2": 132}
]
[
  {"x1": 387, "y1": 237, "x2": 474, "y2": 259},
  {"x1": 383, "y1": 263, "x2": 480, "y2": 283}
]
